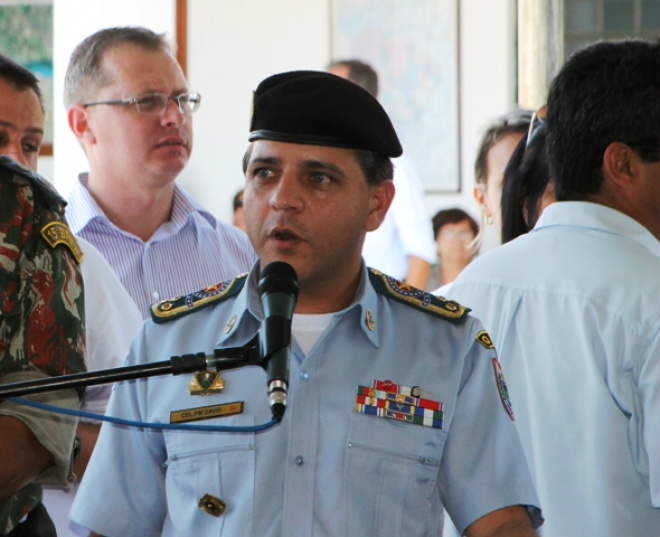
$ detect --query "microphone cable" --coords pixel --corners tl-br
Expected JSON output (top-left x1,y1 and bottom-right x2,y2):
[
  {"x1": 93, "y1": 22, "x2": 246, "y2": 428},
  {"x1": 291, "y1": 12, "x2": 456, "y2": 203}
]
[{"x1": 7, "y1": 397, "x2": 279, "y2": 433}]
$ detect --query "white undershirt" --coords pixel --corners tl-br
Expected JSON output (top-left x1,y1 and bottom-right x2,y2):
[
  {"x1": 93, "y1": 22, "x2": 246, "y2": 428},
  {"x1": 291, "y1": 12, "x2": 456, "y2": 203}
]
[{"x1": 292, "y1": 313, "x2": 335, "y2": 356}]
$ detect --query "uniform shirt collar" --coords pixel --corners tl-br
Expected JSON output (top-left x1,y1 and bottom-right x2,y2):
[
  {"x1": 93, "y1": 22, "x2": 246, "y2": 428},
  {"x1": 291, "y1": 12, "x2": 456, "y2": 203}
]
[
  {"x1": 216, "y1": 262, "x2": 380, "y2": 349},
  {"x1": 534, "y1": 201, "x2": 660, "y2": 258}
]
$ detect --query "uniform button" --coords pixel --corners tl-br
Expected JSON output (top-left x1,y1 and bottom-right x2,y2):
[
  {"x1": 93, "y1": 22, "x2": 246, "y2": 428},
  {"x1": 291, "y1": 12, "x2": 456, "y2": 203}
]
[
  {"x1": 152, "y1": 291, "x2": 160, "y2": 301},
  {"x1": 294, "y1": 455, "x2": 304, "y2": 466},
  {"x1": 199, "y1": 494, "x2": 226, "y2": 517},
  {"x1": 299, "y1": 370, "x2": 309, "y2": 381}
]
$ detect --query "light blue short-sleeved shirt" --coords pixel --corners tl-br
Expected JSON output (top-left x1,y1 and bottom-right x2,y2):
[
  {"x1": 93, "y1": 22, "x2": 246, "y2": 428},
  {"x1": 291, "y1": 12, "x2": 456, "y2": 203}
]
[
  {"x1": 446, "y1": 202, "x2": 660, "y2": 537},
  {"x1": 71, "y1": 264, "x2": 541, "y2": 537}
]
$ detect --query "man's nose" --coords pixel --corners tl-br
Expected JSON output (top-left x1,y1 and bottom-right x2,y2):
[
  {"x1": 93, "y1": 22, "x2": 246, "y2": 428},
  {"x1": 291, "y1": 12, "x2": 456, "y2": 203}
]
[
  {"x1": 270, "y1": 174, "x2": 303, "y2": 212},
  {"x1": 161, "y1": 97, "x2": 186, "y2": 126}
]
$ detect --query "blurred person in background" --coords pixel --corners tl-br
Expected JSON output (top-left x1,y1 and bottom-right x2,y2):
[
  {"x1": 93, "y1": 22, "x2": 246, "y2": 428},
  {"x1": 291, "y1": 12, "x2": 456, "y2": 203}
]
[
  {"x1": 426, "y1": 208, "x2": 478, "y2": 291},
  {"x1": 327, "y1": 59, "x2": 434, "y2": 288},
  {"x1": 473, "y1": 109, "x2": 532, "y2": 246}
]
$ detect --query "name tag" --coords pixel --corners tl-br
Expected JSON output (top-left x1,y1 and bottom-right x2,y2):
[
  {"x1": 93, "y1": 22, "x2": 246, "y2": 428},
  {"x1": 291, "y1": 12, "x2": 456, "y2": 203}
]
[{"x1": 170, "y1": 401, "x2": 244, "y2": 423}]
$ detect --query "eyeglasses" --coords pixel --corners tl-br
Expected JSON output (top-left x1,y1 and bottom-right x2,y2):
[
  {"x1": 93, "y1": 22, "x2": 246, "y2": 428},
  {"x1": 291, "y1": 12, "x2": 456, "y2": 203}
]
[
  {"x1": 502, "y1": 109, "x2": 534, "y2": 129},
  {"x1": 526, "y1": 105, "x2": 547, "y2": 149},
  {"x1": 83, "y1": 92, "x2": 202, "y2": 115},
  {"x1": 439, "y1": 228, "x2": 474, "y2": 241}
]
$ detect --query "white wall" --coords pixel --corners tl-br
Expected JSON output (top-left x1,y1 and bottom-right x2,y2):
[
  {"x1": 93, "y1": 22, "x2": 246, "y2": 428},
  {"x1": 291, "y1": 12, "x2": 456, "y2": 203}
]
[
  {"x1": 180, "y1": 0, "x2": 331, "y2": 219},
  {"x1": 50, "y1": 0, "x2": 519, "y2": 229}
]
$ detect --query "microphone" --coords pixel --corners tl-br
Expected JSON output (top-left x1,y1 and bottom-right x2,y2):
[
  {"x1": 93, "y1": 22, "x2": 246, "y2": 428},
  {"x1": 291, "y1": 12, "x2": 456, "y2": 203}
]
[{"x1": 257, "y1": 261, "x2": 299, "y2": 422}]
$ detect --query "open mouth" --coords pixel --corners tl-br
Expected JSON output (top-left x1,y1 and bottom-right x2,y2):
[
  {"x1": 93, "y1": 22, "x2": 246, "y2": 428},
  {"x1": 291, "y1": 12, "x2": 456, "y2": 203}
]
[
  {"x1": 272, "y1": 229, "x2": 298, "y2": 241},
  {"x1": 269, "y1": 227, "x2": 301, "y2": 243}
]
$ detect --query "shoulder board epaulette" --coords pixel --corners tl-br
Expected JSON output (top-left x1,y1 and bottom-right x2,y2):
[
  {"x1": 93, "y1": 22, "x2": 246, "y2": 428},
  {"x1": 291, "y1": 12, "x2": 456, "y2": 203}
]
[
  {"x1": 368, "y1": 268, "x2": 470, "y2": 325},
  {"x1": 151, "y1": 273, "x2": 248, "y2": 324},
  {"x1": 0, "y1": 155, "x2": 65, "y2": 209}
]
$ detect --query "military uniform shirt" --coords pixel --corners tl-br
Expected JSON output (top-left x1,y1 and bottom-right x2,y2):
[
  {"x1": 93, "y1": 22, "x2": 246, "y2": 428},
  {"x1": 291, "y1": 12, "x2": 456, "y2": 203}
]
[
  {"x1": 0, "y1": 156, "x2": 85, "y2": 534},
  {"x1": 446, "y1": 201, "x2": 660, "y2": 537},
  {"x1": 71, "y1": 264, "x2": 541, "y2": 537}
]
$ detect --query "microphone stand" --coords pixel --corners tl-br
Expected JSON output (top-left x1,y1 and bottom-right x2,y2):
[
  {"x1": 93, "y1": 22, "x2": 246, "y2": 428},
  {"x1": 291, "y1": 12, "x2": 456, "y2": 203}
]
[{"x1": 0, "y1": 335, "x2": 261, "y2": 399}]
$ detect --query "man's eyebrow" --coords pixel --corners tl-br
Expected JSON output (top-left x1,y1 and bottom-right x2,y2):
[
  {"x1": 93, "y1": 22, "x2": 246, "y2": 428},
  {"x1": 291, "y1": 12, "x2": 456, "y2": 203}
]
[
  {"x1": 248, "y1": 156, "x2": 281, "y2": 166},
  {"x1": 248, "y1": 156, "x2": 347, "y2": 178},
  {"x1": 300, "y1": 159, "x2": 346, "y2": 178},
  {"x1": 0, "y1": 120, "x2": 44, "y2": 135}
]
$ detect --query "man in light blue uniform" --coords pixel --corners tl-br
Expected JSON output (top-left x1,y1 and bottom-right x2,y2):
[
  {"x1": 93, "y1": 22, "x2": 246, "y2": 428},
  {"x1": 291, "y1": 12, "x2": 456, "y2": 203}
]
[
  {"x1": 444, "y1": 39, "x2": 660, "y2": 537},
  {"x1": 71, "y1": 71, "x2": 542, "y2": 537}
]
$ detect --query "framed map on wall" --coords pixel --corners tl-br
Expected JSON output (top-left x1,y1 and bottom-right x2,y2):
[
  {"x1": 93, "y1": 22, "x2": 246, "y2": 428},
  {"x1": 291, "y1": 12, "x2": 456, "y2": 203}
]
[{"x1": 331, "y1": 0, "x2": 460, "y2": 192}]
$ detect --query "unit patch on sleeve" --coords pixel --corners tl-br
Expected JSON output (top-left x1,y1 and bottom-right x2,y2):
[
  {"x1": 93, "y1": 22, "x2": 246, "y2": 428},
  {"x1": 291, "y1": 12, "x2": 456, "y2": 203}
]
[
  {"x1": 40, "y1": 221, "x2": 84, "y2": 264},
  {"x1": 492, "y1": 358, "x2": 515, "y2": 421},
  {"x1": 476, "y1": 330, "x2": 495, "y2": 349}
]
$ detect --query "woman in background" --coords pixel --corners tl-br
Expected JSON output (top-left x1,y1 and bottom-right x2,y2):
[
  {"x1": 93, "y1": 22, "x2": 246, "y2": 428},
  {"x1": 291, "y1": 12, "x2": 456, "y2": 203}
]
[{"x1": 426, "y1": 208, "x2": 479, "y2": 291}]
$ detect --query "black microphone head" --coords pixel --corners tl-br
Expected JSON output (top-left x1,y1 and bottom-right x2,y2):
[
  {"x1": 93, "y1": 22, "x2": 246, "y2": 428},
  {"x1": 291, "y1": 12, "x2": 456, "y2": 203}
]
[{"x1": 258, "y1": 261, "x2": 299, "y2": 299}]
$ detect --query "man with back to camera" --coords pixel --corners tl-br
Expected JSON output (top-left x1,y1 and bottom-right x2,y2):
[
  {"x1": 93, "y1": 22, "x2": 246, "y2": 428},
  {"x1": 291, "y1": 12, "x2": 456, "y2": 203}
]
[
  {"x1": 446, "y1": 39, "x2": 660, "y2": 536},
  {"x1": 64, "y1": 26, "x2": 256, "y2": 318},
  {"x1": 70, "y1": 70, "x2": 543, "y2": 537},
  {"x1": 0, "y1": 53, "x2": 86, "y2": 537},
  {"x1": 327, "y1": 59, "x2": 435, "y2": 289}
]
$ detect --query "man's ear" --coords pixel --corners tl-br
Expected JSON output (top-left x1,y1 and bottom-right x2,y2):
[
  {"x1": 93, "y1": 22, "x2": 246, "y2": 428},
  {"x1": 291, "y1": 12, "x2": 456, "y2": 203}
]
[
  {"x1": 365, "y1": 179, "x2": 395, "y2": 232},
  {"x1": 602, "y1": 141, "x2": 636, "y2": 189},
  {"x1": 67, "y1": 105, "x2": 96, "y2": 145}
]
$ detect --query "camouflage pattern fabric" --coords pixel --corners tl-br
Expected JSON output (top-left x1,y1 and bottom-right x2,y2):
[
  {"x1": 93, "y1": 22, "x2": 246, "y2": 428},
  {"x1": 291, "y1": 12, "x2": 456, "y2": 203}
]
[{"x1": 0, "y1": 156, "x2": 85, "y2": 534}]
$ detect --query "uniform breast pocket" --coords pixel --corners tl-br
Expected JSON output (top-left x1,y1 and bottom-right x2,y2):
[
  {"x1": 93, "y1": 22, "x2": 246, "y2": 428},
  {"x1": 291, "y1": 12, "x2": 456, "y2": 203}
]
[
  {"x1": 163, "y1": 415, "x2": 256, "y2": 537},
  {"x1": 343, "y1": 412, "x2": 448, "y2": 537}
]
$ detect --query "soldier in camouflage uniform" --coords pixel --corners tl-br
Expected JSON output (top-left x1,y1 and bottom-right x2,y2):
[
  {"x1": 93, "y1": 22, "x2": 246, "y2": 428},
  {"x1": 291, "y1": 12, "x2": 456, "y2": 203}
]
[{"x1": 0, "y1": 55, "x2": 86, "y2": 536}]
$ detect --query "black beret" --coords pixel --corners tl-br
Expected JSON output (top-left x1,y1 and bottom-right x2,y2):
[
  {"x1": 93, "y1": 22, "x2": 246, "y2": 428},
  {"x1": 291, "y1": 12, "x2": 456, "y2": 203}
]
[{"x1": 249, "y1": 70, "x2": 403, "y2": 158}]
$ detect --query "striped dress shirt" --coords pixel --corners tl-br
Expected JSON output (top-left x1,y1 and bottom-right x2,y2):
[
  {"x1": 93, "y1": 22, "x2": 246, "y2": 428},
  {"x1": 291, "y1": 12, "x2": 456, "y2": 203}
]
[{"x1": 66, "y1": 174, "x2": 257, "y2": 319}]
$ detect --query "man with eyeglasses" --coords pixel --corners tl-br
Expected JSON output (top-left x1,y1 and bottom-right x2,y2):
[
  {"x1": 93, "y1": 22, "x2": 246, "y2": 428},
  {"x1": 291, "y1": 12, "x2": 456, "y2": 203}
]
[
  {"x1": 63, "y1": 26, "x2": 257, "y2": 319},
  {"x1": 445, "y1": 39, "x2": 660, "y2": 536}
]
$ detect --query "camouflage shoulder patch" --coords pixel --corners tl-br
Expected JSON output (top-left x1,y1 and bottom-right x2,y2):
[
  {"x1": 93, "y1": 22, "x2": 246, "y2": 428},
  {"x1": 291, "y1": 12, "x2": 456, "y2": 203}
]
[
  {"x1": 40, "y1": 221, "x2": 84, "y2": 264},
  {"x1": 368, "y1": 268, "x2": 470, "y2": 324},
  {"x1": 151, "y1": 274, "x2": 248, "y2": 323},
  {"x1": 0, "y1": 154, "x2": 65, "y2": 209}
]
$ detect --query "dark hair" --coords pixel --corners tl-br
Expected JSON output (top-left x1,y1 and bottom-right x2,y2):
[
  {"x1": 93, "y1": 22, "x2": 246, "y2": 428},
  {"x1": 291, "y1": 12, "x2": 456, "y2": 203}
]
[
  {"x1": 547, "y1": 39, "x2": 660, "y2": 201},
  {"x1": 64, "y1": 26, "x2": 171, "y2": 107},
  {"x1": 501, "y1": 124, "x2": 551, "y2": 243},
  {"x1": 326, "y1": 59, "x2": 379, "y2": 98},
  {"x1": 474, "y1": 109, "x2": 533, "y2": 190},
  {"x1": 0, "y1": 54, "x2": 43, "y2": 108},
  {"x1": 432, "y1": 208, "x2": 479, "y2": 239},
  {"x1": 242, "y1": 143, "x2": 393, "y2": 186}
]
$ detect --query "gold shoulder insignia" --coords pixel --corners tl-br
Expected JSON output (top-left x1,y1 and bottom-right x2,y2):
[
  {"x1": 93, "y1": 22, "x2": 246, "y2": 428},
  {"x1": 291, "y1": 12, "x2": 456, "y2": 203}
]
[
  {"x1": 150, "y1": 273, "x2": 248, "y2": 324},
  {"x1": 41, "y1": 221, "x2": 84, "y2": 264},
  {"x1": 476, "y1": 330, "x2": 494, "y2": 349},
  {"x1": 368, "y1": 268, "x2": 470, "y2": 324}
]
